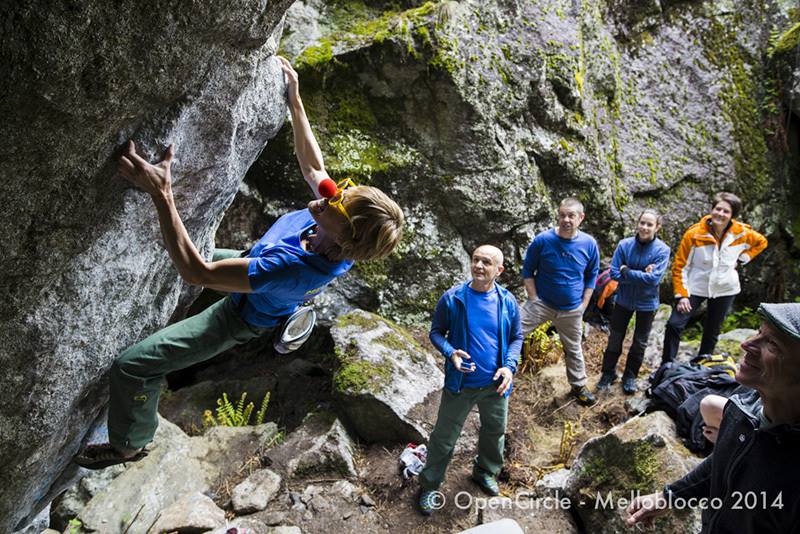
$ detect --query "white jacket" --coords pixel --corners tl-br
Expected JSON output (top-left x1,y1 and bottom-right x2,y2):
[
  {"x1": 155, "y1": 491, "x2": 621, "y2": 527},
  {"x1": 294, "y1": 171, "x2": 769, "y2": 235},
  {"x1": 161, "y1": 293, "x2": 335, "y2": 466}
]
[{"x1": 672, "y1": 216, "x2": 768, "y2": 298}]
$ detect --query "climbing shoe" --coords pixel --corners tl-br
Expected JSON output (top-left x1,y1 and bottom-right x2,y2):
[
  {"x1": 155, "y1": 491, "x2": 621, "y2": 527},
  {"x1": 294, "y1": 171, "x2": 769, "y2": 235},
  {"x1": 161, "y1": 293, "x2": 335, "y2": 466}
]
[
  {"x1": 622, "y1": 377, "x2": 637, "y2": 395},
  {"x1": 74, "y1": 443, "x2": 148, "y2": 470},
  {"x1": 571, "y1": 385, "x2": 597, "y2": 406},
  {"x1": 596, "y1": 372, "x2": 617, "y2": 391},
  {"x1": 471, "y1": 469, "x2": 500, "y2": 496},
  {"x1": 417, "y1": 489, "x2": 440, "y2": 516}
]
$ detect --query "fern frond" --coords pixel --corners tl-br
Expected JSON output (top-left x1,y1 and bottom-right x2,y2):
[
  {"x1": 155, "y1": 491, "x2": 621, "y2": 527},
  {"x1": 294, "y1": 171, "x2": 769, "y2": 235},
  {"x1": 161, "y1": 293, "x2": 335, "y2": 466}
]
[{"x1": 256, "y1": 392, "x2": 271, "y2": 425}]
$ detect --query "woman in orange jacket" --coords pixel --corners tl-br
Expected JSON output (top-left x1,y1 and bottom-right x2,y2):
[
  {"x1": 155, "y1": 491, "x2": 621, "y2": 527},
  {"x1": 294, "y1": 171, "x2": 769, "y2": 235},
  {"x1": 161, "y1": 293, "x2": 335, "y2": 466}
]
[{"x1": 661, "y1": 192, "x2": 767, "y2": 363}]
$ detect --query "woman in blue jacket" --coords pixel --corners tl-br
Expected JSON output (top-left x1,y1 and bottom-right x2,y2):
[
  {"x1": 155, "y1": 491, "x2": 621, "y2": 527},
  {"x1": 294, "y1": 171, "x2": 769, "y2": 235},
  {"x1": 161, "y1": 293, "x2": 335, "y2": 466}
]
[{"x1": 597, "y1": 209, "x2": 670, "y2": 394}]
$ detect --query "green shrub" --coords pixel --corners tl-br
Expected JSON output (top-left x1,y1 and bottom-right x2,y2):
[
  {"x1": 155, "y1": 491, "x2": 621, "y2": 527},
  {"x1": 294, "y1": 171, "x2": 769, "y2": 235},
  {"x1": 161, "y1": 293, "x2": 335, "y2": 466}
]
[{"x1": 721, "y1": 306, "x2": 760, "y2": 332}]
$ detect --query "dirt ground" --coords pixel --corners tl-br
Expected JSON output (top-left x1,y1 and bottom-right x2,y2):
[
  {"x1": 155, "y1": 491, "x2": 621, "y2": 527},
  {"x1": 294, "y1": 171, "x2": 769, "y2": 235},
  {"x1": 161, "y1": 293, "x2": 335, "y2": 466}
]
[
  {"x1": 357, "y1": 325, "x2": 645, "y2": 533},
  {"x1": 162, "y1": 311, "x2": 646, "y2": 534}
]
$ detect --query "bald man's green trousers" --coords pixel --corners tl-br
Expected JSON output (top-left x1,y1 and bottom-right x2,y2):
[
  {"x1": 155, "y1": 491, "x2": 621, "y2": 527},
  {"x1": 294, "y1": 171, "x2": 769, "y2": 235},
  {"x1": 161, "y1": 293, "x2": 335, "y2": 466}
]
[{"x1": 419, "y1": 385, "x2": 508, "y2": 490}]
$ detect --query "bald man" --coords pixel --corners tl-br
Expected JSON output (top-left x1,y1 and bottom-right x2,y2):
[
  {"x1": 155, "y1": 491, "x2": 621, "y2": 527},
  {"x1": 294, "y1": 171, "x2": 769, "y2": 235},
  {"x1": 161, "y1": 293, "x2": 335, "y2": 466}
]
[{"x1": 417, "y1": 245, "x2": 523, "y2": 515}]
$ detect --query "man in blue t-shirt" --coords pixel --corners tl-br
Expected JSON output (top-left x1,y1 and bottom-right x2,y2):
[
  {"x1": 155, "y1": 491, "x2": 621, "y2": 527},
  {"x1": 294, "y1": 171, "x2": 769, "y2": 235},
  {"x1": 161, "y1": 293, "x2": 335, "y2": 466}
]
[
  {"x1": 417, "y1": 245, "x2": 523, "y2": 515},
  {"x1": 76, "y1": 57, "x2": 405, "y2": 470},
  {"x1": 521, "y1": 197, "x2": 600, "y2": 406}
]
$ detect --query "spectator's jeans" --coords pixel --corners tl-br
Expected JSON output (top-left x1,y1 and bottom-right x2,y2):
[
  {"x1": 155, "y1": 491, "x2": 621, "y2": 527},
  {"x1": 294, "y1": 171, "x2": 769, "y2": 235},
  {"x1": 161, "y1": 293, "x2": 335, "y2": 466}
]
[
  {"x1": 601, "y1": 304, "x2": 656, "y2": 380},
  {"x1": 419, "y1": 385, "x2": 508, "y2": 490},
  {"x1": 661, "y1": 294, "x2": 736, "y2": 363},
  {"x1": 521, "y1": 299, "x2": 586, "y2": 387}
]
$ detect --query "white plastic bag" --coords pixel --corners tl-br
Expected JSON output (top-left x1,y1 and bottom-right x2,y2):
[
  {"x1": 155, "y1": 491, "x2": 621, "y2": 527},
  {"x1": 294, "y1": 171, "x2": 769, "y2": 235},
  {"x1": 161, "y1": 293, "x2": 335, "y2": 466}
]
[{"x1": 399, "y1": 443, "x2": 428, "y2": 479}]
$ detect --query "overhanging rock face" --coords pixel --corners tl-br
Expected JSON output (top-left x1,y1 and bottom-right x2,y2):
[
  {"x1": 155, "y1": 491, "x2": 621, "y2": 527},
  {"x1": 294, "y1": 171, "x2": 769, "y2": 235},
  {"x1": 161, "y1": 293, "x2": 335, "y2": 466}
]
[
  {"x1": 246, "y1": 0, "x2": 800, "y2": 322},
  {"x1": 0, "y1": 1, "x2": 294, "y2": 529}
]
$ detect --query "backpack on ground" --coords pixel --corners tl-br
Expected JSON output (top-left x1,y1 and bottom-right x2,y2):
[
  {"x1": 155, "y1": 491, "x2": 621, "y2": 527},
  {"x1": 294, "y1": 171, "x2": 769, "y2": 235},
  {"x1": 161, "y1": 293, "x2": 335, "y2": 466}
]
[
  {"x1": 691, "y1": 353, "x2": 737, "y2": 378},
  {"x1": 647, "y1": 359, "x2": 741, "y2": 454}
]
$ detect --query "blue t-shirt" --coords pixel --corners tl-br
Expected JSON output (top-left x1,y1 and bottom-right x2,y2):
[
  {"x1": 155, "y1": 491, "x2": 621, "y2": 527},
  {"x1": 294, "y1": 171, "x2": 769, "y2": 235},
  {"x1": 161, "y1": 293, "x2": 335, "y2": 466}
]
[
  {"x1": 462, "y1": 285, "x2": 501, "y2": 389},
  {"x1": 231, "y1": 210, "x2": 353, "y2": 327},
  {"x1": 522, "y1": 229, "x2": 600, "y2": 310}
]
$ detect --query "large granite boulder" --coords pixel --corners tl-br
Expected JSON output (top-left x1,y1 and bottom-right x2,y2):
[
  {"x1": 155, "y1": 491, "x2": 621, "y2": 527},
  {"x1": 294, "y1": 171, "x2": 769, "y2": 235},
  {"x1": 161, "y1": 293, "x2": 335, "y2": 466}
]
[
  {"x1": 330, "y1": 310, "x2": 444, "y2": 443},
  {"x1": 641, "y1": 304, "x2": 672, "y2": 371},
  {"x1": 564, "y1": 411, "x2": 701, "y2": 533},
  {"x1": 715, "y1": 327, "x2": 757, "y2": 358},
  {"x1": 0, "y1": 0, "x2": 295, "y2": 529},
  {"x1": 231, "y1": 0, "x2": 800, "y2": 326}
]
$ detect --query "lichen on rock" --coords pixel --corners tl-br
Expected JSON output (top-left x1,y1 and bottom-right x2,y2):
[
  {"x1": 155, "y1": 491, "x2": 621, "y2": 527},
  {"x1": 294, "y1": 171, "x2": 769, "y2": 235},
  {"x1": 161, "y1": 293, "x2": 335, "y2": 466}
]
[{"x1": 330, "y1": 309, "x2": 443, "y2": 443}]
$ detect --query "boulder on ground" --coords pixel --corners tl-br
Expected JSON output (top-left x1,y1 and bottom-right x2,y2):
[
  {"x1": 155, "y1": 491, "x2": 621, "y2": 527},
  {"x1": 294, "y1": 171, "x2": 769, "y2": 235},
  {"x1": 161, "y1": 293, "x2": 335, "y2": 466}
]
[
  {"x1": 232, "y1": 468, "x2": 283, "y2": 514},
  {"x1": 147, "y1": 492, "x2": 225, "y2": 534},
  {"x1": 264, "y1": 412, "x2": 357, "y2": 479},
  {"x1": 564, "y1": 411, "x2": 701, "y2": 533},
  {"x1": 716, "y1": 328, "x2": 756, "y2": 358},
  {"x1": 641, "y1": 305, "x2": 671, "y2": 371},
  {"x1": 330, "y1": 310, "x2": 444, "y2": 443}
]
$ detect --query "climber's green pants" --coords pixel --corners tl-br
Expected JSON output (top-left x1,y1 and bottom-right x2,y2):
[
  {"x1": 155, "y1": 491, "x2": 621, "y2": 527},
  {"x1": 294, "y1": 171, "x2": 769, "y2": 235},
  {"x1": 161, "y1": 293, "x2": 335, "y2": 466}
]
[
  {"x1": 419, "y1": 385, "x2": 508, "y2": 490},
  {"x1": 107, "y1": 249, "x2": 271, "y2": 450}
]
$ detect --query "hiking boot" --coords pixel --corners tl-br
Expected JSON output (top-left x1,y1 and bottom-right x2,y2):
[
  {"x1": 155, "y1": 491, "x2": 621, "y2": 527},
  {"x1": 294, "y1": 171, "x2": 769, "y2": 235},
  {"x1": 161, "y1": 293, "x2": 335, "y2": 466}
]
[
  {"x1": 571, "y1": 385, "x2": 597, "y2": 406},
  {"x1": 471, "y1": 469, "x2": 500, "y2": 496},
  {"x1": 622, "y1": 377, "x2": 637, "y2": 395},
  {"x1": 596, "y1": 372, "x2": 617, "y2": 391},
  {"x1": 417, "y1": 489, "x2": 440, "y2": 516},
  {"x1": 74, "y1": 443, "x2": 148, "y2": 470}
]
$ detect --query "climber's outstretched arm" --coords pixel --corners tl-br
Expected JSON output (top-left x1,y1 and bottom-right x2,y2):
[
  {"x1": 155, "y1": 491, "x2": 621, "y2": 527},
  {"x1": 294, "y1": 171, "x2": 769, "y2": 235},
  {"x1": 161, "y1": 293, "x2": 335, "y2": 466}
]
[{"x1": 277, "y1": 55, "x2": 330, "y2": 199}]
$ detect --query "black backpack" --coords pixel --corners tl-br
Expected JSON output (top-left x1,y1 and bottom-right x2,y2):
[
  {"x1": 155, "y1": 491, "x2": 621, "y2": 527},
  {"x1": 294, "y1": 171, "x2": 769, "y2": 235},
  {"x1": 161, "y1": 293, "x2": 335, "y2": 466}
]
[{"x1": 647, "y1": 360, "x2": 741, "y2": 454}]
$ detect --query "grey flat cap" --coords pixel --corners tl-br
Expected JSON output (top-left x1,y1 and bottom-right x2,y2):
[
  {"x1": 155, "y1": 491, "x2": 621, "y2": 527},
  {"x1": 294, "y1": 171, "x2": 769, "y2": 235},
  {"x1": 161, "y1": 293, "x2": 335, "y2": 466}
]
[{"x1": 758, "y1": 303, "x2": 800, "y2": 341}]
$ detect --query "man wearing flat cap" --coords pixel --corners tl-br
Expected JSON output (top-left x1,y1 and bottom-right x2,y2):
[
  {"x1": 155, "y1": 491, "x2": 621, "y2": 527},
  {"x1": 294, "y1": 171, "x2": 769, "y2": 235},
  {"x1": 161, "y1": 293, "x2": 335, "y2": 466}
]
[{"x1": 626, "y1": 303, "x2": 800, "y2": 533}]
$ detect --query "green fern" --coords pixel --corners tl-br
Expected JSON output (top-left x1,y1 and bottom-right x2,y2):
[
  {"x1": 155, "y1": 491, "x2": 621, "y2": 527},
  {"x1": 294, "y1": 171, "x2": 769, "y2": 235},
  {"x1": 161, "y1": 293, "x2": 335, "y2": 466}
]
[
  {"x1": 264, "y1": 429, "x2": 285, "y2": 448},
  {"x1": 255, "y1": 392, "x2": 271, "y2": 425},
  {"x1": 202, "y1": 390, "x2": 272, "y2": 430}
]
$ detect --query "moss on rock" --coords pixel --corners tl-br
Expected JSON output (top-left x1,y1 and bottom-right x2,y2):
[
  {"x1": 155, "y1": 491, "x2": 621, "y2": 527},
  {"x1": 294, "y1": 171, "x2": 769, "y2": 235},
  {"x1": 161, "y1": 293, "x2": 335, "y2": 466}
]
[
  {"x1": 336, "y1": 311, "x2": 382, "y2": 330},
  {"x1": 769, "y1": 21, "x2": 800, "y2": 56},
  {"x1": 375, "y1": 330, "x2": 408, "y2": 351},
  {"x1": 295, "y1": 39, "x2": 335, "y2": 70},
  {"x1": 579, "y1": 438, "x2": 660, "y2": 494},
  {"x1": 701, "y1": 15, "x2": 771, "y2": 197},
  {"x1": 333, "y1": 355, "x2": 394, "y2": 395}
]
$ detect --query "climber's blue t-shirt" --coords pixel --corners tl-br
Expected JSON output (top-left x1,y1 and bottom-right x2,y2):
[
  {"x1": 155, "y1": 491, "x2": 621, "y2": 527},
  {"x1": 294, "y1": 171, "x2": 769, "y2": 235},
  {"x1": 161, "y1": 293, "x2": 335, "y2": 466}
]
[
  {"x1": 231, "y1": 209, "x2": 353, "y2": 327},
  {"x1": 461, "y1": 285, "x2": 501, "y2": 389}
]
